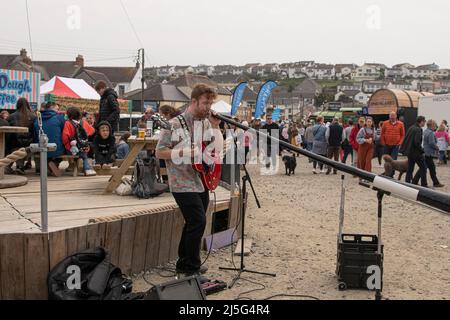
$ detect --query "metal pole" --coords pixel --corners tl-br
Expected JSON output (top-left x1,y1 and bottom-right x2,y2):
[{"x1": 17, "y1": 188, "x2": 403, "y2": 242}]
[
  {"x1": 338, "y1": 175, "x2": 345, "y2": 239},
  {"x1": 230, "y1": 132, "x2": 236, "y2": 196},
  {"x1": 39, "y1": 134, "x2": 48, "y2": 233},
  {"x1": 141, "y1": 48, "x2": 145, "y2": 114}
]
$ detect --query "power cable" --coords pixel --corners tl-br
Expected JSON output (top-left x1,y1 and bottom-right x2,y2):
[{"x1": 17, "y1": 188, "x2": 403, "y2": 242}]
[
  {"x1": 0, "y1": 37, "x2": 136, "y2": 54},
  {"x1": 119, "y1": 0, "x2": 152, "y2": 65},
  {"x1": 24, "y1": 0, "x2": 34, "y2": 66}
]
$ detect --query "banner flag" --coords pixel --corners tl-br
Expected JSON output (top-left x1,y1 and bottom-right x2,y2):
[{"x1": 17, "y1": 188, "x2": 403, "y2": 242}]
[
  {"x1": 255, "y1": 80, "x2": 277, "y2": 119},
  {"x1": 231, "y1": 82, "x2": 248, "y2": 116}
]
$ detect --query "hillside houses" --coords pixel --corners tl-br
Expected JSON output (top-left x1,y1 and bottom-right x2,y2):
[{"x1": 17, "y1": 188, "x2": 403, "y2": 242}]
[{"x1": 148, "y1": 60, "x2": 449, "y2": 84}]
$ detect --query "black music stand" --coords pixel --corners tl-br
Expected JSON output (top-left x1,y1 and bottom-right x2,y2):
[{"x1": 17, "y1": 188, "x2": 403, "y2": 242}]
[{"x1": 219, "y1": 138, "x2": 276, "y2": 289}]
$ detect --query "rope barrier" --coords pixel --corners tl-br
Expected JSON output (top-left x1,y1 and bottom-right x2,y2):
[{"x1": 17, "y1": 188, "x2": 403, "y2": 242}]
[{"x1": 0, "y1": 148, "x2": 28, "y2": 168}]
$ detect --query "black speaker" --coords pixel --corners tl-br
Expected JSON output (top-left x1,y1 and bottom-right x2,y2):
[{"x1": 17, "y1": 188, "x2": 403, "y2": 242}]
[{"x1": 144, "y1": 276, "x2": 206, "y2": 300}]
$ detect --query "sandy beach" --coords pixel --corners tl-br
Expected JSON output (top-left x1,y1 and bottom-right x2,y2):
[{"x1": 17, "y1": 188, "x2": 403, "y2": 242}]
[{"x1": 133, "y1": 155, "x2": 450, "y2": 300}]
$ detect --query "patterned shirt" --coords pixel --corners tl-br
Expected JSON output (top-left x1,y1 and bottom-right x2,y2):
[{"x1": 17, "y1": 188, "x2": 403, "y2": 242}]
[{"x1": 156, "y1": 111, "x2": 212, "y2": 193}]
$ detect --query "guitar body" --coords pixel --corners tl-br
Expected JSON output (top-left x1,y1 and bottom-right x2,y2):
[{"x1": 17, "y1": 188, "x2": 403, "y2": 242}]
[{"x1": 193, "y1": 143, "x2": 222, "y2": 191}]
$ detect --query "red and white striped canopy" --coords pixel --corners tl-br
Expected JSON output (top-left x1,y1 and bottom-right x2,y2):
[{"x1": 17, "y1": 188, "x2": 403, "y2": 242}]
[{"x1": 40, "y1": 76, "x2": 100, "y2": 100}]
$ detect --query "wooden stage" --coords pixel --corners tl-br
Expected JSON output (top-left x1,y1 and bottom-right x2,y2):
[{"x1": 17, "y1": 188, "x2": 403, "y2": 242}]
[{"x1": 0, "y1": 175, "x2": 240, "y2": 299}]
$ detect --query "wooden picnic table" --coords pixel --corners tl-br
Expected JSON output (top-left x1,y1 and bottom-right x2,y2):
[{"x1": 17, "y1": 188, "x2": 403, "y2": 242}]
[
  {"x1": 105, "y1": 135, "x2": 159, "y2": 193},
  {"x1": 0, "y1": 126, "x2": 29, "y2": 188}
]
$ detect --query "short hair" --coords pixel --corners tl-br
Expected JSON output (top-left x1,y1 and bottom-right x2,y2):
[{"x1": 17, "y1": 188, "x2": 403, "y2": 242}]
[
  {"x1": 45, "y1": 101, "x2": 57, "y2": 109},
  {"x1": 94, "y1": 80, "x2": 107, "y2": 92},
  {"x1": 120, "y1": 132, "x2": 131, "y2": 142},
  {"x1": 348, "y1": 119, "x2": 354, "y2": 126},
  {"x1": 159, "y1": 105, "x2": 176, "y2": 118},
  {"x1": 66, "y1": 106, "x2": 82, "y2": 121},
  {"x1": 191, "y1": 84, "x2": 217, "y2": 101},
  {"x1": 427, "y1": 120, "x2": 435, "y2": 128},
  {"x1": 317, "y1": 116, "x2": 324, "y2": 123},
  {"x1": 417, "y1": 116, "x2": 426, "y2": 124}
]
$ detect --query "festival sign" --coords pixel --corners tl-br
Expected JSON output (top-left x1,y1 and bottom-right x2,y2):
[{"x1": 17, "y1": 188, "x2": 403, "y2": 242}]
[{"x1": 0, "y1": 68, "x2": 40, "y2": 110}]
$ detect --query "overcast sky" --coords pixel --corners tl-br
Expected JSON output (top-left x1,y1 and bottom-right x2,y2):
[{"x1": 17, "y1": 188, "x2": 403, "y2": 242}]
[{"x1": 1, "y1": 0, "x2": 449, "y2": 68}]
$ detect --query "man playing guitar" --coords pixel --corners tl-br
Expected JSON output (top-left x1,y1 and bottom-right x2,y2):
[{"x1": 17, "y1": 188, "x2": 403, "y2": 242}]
[{"x1": 156, "y1": 84, "x2": 223, "y2": 277}]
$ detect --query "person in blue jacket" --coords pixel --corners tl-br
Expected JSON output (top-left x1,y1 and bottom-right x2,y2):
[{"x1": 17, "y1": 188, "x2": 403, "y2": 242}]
[{"x1": 33, "y1": 102, "x2": 65, "y2": 176}]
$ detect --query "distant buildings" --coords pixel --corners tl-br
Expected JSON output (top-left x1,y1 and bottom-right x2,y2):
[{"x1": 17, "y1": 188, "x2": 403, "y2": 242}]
[
  {"x1": 0, "y1": 49, "x2": 143, "y2": 97},
  {"x1": 2, "y1": 47, "x2": 450, "y2": 115}
]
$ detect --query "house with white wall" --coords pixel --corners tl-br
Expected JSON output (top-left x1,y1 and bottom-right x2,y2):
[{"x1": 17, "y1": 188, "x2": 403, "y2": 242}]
[
  {"x1": 335, "y1": 64, "x2": 357, "y2": 79},
  {"x1": 362, "y1": 80, "x2": 389, "y2": 93},
  {"x1": 337, "y1": 82, "x2": 362, "y2": 92},
  {"x1": 306, "y1": 64, "x2": 335, "y2": 80},
  {"x1": 352, "y1": 63, "x2": 387, "y2": 81}
]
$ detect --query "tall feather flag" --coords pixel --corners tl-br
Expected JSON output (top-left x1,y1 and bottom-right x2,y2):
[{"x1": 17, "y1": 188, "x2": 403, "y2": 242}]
[
  {"x1": 231, "y1": 82, "x2": 248, "y2": 116},
  {"x1": 254, "y1": 80, "x2": 277, "y2": 119}
]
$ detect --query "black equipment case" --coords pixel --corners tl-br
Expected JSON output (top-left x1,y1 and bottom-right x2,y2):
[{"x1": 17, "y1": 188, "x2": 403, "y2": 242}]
[{"x1": 336, "y1": 176, "x2": 384, "y2": 291}]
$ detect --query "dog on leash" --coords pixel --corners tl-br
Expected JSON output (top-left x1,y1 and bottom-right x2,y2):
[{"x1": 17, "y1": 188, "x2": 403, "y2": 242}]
[
  {"x1": 282, "y1": 150, "x2": 297, "y2": 176},
  {"x1": 382, "y1": 155, "x2": 408, "y2": 180}
]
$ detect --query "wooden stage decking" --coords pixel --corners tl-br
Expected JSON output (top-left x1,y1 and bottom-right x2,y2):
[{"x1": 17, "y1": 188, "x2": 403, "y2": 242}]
[
  {"x1": 0, "y1": 175, "x2": 232, "y2": 233},
  {"x1": 0, "y1": 175, "x2": 240, "y2": 300}
]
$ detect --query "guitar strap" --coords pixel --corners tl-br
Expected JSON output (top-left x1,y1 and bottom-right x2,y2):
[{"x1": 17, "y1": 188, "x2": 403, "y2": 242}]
[
  {"x1": 177, "y1": 115, "x2": 192, "y2": 145},
  {"x1": 177, "y1": 114, "x2": 205, "y2": 146}
]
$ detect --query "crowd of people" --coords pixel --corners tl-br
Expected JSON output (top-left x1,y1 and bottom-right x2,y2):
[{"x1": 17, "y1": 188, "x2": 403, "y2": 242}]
[
  {"x1": 1, "y1": 81, "x2": 132, "y2": 177},
  {"x1": 301, "y1": 111, "x2": 448, "y2": 189},
  {"x1": 226, "y1": 110, "x2": 449, "y2": 189}
]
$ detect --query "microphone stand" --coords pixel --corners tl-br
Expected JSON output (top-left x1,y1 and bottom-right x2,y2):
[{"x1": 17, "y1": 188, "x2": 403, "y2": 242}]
[{"x1": 219, "y1": 133, "x2": 276, "y2": 289}]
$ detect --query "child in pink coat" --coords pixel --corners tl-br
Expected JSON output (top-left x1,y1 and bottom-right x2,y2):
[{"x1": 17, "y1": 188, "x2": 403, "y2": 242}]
[{"x1": 436, "y1": 125, "x2": 450, "y2": 165}]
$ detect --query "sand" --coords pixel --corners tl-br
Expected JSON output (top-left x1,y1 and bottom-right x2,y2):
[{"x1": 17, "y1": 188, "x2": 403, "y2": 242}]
[{"x1": 133, "y1": 156, "x2": 450, "y2": 300}]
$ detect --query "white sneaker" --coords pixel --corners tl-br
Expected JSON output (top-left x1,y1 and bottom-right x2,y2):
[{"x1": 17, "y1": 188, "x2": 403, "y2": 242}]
[
  {"x1": 313, "y1": 169, "x2": 317, "y2": 174},
  {"x1": 321, "y1": 169, "x2": 326, "y2": 174},
  {"x1": 85, "y1": 169, "x2": 97, "y2": 177}
]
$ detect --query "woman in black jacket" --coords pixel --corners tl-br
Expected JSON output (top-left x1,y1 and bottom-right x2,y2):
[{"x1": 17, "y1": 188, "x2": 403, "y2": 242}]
[{"x1": 7, "y1": 98, "x2": 36, "y2": 174}]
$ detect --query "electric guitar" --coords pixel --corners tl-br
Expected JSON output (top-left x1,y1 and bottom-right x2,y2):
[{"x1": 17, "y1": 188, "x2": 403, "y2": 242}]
[{"x1": 154, "y1": 113, "x2": 222, "y2": 191}]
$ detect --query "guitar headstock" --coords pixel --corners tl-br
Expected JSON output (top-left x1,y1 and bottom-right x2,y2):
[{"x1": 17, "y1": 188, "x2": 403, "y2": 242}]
[{"x1": 151, "y1": 113, "x2": 173, "y2": 130}]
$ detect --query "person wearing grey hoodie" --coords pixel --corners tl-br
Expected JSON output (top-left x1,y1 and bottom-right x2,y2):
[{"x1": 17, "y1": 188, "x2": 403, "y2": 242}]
[
  {"x1": 413, "y1": 120, "x2": 444, "y2": 188},
  {"x1": 312, "y1": 116, "x2": 328, "y2": 174}
]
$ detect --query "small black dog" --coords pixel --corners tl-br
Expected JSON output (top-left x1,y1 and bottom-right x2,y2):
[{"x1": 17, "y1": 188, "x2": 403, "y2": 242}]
[{"x1": 282, "y1": 151, "x2": 297, "y2": 176}]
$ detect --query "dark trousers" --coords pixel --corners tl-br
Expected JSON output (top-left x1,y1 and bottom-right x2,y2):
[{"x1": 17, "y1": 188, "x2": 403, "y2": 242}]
[
  {"x1": 374, "y1": 142, "x2": 383, "y2": 165},
  {"x1": 327, "y1": 146, "x2": 340, "y2": 174},
  {"x1": 383, "y1": 145, "x2": 400, "y2": 160},
  {"x1": 265, "y1": 145, "x2": 278, "y2": 168},
  {"x1": 172, "y1": 191, "x2": 209, "y2": 272},
  {"x1": 313, "y1": 153, "x2": 326, "y2": 170},
  {"x1": 413, "y1": 156, "x2": 440, "y2": 186},
  {"x1": 406, "y1": 155, "x2": 428, "y2": 187},
  {"x1": 245, "y1": 146, "x2": 250, "y2": 164},
  {"x1": 95, "y1": 153, "x2": 114, "y2": 165},
  {"x1": 342, "y1": 145, "x2": 353, "y2": 165}
]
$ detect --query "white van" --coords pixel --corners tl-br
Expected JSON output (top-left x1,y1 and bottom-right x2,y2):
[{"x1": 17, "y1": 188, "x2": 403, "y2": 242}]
[
  {"x1": 418, "y1": 94, "x2": 450, "y2": 126},
  {"x1": 418, "y1": 94, "x2": 450, "y2": 154}
]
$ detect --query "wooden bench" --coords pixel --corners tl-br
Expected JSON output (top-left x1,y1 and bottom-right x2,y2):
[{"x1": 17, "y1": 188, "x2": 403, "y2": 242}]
[
  {"x1": 34, "y1": 154, "x2": 80, "y2": 177},
  {"x1": 59, "y1": 155, "x2": 80, "y2": 177}
]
